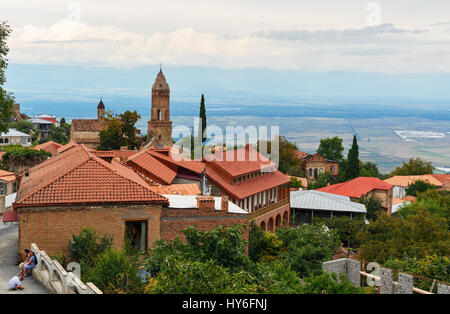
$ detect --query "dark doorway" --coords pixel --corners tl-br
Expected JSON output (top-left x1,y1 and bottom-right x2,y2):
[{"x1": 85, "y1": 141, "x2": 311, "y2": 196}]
[{"x1": 125, "y1": 220, "x2": 148, "y2": 251}]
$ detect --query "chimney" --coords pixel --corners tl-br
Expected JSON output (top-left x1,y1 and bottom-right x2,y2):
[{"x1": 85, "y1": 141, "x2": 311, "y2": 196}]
[
  {"x1": 196, "y1": 196, "x2": 215, "y2": 212},
  {"x1": 221, "y1": 195, "x2": 229, "y2": 212}
]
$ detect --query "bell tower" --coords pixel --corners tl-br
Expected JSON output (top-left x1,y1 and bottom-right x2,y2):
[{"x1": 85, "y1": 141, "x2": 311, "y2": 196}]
[
  {"x1": 147, "y1": 69, "x2": 173, "y2": 146},
  {"x1": 97, "y1": 98, "x2": 105, "y2": 121}
]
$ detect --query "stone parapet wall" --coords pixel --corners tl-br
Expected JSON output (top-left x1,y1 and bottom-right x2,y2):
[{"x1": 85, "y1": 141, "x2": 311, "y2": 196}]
[{"x1": 31, "y1": 243, "x2": 102, "y2": 294}]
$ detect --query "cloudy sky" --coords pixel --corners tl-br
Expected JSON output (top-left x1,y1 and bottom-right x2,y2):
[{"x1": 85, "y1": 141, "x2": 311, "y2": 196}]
[{"x1": 2, "y1": 0, "x2": 450, "y2": 73}]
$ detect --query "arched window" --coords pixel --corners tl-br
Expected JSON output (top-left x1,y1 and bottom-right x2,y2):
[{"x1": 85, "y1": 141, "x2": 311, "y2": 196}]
[
  {"x1": 314, "y1": 168, "x2": 318, "y2": 179},
  {"x1": 0, "y1": 138, "x2": 3, "y2": 144},
  {"x1": 4, "y1": 138, "x2": 8, "y2": 144},
  {"x1": 157, "y1": 110, "x2": 161, "y2": 121},
  {"x1": 309, "y1": 168, "x2": 313, "y2": 177}
]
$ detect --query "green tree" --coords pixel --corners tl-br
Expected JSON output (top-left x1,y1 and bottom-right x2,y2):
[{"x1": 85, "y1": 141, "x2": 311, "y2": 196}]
[
  {"x1": 68, "y1": 228, "x2": 113, "y2": 268},
  {"x1": 276, "y1": 224, "x2": 340, "y2": 277},
  {"x1": 290, "y1": 176, "x2": 304, "y2": 189},
  {"x1": 358, "y1": 210, "x2": 449, "y2": 264},
  {"x1": 317, "y1": 136, "x2": 344, "y2": 162},
  {"x1": 405, "y1": 180, "x2": 437, "y2": 197},
  {"x1": 0, "y1": 21, "x2": 14, "y2": 133},
  {"x1": 314, "y1": 216, "x2": 366, "y2": 248},
  {"x1": 119, "y1": 110, "x2": 141, "y2": 149},
  {"x1": 346, "y1": 135, "x2": 359, "y2": 180},
  {"x1": 85, "y1": 248, "x2": 144, "y2": 294},
  {"x1": 359, "y1": 161, "x2": 384, "y2": 178},
  {"x1": 198, "y1": 94, "x2": 207, "y2": 143},
  {"x1": 258, "y1": 136, "x2": 304, "y2": 176},
  {"x1": 391, "y1": 157, "x2": 433, "y2": 175},
  {"x1": 359, "y1": 195, "x2": 383, "y2": 221},
  {"x1": 0, "y1": 145, "x2": 51, "y2": 172},
  {"x1": 311, "y1": 172, "x2": 336, "y2": 189},
  {"x1": 98, "y1": 110, "x2": 141, "y2": 150},
  {"x1": 248, "y1": 223, "x2": 283, "y2": 262}
]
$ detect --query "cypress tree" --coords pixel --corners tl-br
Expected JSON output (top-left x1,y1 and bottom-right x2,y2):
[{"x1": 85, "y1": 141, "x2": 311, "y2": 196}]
[
  {"x1": 198, "y1": 94, "x2": 207, "y2": 143},
  {"x1": 346, "y1": 135, "x2": 360, "y2": 180}
]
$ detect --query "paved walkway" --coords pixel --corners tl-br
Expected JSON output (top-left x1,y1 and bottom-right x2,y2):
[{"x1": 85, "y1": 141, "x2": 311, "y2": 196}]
[{"x1": 0, "y1": 224, "x2": 49, "y2": 294}]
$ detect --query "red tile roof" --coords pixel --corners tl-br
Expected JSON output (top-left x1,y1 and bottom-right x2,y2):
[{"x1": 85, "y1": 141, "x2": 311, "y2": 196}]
[
  {"x1": 205, "y1": 163, "x2": 290, "y2": 200},
  {"x1": 204, "y1": 145, "x2": 275, "y2": 178},
  {"x1": 40, "y1": 117, "x2": 58, "y2": 124},
  {"x1": 317, "y1": 177, "x2": 393, "y2": 198},
  {"x1": 33, "y1": 141, "x2": 62, "y2": 156},
  {"x1": 127, "y1": 149, "x2": 177, "y2": 185},
  {"x1": 430, "y1": 174, "x2": 450, "y2": 185},
  {"x1": 148, "y1": 149, "x2": 205, "y2": 175},
  {"x1": 71, "y1": 119, "x2": 103, "y2": 132},
  {"x1": 0, "y1": 169, "x2": 16, "y2": 182},
  {"x1": 149, "y1": 183, "x2": 201, "y2": 195},
  {"x1": 56, "y1": 142, "x2": 79, "y2": 155},
  {"x1": 15, "y1": 144, "x2": 168, "y2": 207},
  {"x1": 402, "y1": 195, "x2": 417, "y2": 202}
]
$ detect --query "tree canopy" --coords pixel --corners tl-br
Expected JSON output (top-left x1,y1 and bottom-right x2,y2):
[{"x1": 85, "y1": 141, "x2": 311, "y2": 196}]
[
  {"x1": 346, "y1": 135, "x2": 359, "y2": 180},
  {"x1": 391, "y1": 157, "x2": 433, "y2": 176},
  {"x1": 98, "y1": 110, "x2": 141, "y2": 150},
  {"x1": 317, "y1": 136, "x2": 344, "y2": 162},
  {"x1": 0, "y1": 21, "x2": 14, "y2": 134}
]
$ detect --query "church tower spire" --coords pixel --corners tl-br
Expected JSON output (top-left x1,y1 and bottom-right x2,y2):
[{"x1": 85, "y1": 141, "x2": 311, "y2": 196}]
[
  {"x1": 97, "y1": 98, "x2": 105, "y2": 121},
  {"x1": 147, "y1": 69, "x2": 173, "y2": 146}
]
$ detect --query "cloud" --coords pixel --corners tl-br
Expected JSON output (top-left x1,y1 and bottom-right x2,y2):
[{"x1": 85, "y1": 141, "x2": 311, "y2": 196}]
[
  {"x1": 6, "y1": 18, "x2": 450, "y2": 74},
  {"x1": 253, "y1": 24, "x2": 429, "y2": 42}
]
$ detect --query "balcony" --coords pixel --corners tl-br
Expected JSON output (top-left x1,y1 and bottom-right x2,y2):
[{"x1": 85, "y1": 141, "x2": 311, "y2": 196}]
[{"x1": 249, "y1": 198, "x2": 289, "y2": 221}]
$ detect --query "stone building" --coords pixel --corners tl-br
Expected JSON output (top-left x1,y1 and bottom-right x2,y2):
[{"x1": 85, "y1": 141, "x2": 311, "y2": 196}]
[
  {"x1": 204, "y1": 144, "x2": 291, "y2": 232},
  {"x1": 70, "y1": 100, "x2": 105, "y2": 147},
  {"x1": 295, "y1": 151, "x2": 339, "y2": 182},
  {"x1": 13, "y1": 143, "x2": 248, "y2": 260},
  {"x1": 0, "y1": 128, "x2": 32, "y2": 147},
  {"x1": 317, "y1": 177, "x2": 393, "y2": 215},
  {"x1": 147, "y1": 70, "x2": 173, "y2": 147}
]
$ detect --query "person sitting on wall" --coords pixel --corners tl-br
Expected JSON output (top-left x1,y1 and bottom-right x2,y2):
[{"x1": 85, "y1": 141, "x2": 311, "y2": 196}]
[
  {"x1": 8, "y1": 275, "x2": 24, "y2": 290},
  {"x1": 19, "y1": 249, "x2": 31, "y2": 273},
  {"x1": 19, "y1": 251, "x2": 37, "y2": 277}
]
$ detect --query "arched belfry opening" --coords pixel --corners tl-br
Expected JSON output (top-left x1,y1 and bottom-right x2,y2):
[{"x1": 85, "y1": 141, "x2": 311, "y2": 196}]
[{"x1": 147, "y1": 69, "x2": 173, "y2": 146}]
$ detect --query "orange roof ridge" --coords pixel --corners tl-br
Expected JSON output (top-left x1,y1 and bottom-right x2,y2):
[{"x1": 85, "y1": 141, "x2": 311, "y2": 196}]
[
  {"x1": 16, "y1": 147, "x2": 167, "y2": 207},
  {"x1": 17, "y1": 157, "x2": 93, "y2": 205}
]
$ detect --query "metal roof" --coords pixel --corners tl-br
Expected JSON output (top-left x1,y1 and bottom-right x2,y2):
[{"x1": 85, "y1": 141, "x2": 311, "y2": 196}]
[
  {"x1": 290, "y1": 190, "x2": 367, "y2": 213},
  {"x1": 0, "y1": 128, "x2": 31, "y2": 137}
]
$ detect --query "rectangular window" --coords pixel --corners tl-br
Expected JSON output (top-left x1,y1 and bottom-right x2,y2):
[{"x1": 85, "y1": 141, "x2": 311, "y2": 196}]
[{"x1": 125, "y1": 220, "x2": 148, "y2": 251}]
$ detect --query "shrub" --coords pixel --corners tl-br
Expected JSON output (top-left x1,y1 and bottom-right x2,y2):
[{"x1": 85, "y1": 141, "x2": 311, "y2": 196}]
[
  {"x1": 86, "y1": 248, "x2": 144, "y2": 294},
  {"x1": 301, "y1": 272, "x2": 365, "y2": 294},
  {"x1": 276, "y1": 224, "x2": 340, "y2": 277},
  {"x1": 69, "y1": 228, "x2": 113, "y2": 268}
]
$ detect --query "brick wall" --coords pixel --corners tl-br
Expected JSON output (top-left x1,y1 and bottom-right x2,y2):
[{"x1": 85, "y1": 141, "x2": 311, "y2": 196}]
[
  {"x1": 17, "y1": 204, "x2": 162, "y2": 260},
  {"x1": 160, "y1": 207, "x2": 249, "y2": 242}
]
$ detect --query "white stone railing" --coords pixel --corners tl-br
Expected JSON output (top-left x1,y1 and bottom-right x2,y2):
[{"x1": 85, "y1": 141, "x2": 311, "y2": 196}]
[
  {"x1": 322, "y1": 258, "x2": 449, "y2": 294},
  {"x1": 31, "y1": 243, "x2": 102, "y2": 294}
]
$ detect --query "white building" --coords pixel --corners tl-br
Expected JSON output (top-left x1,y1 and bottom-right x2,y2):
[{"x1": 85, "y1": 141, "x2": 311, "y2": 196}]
[{"x1": 0, "y1": 128, "x2": 32, "y2": 147}]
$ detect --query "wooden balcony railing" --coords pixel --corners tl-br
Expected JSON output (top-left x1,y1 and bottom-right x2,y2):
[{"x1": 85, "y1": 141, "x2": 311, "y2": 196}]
[{"x1": 249, "y1": 198, "x2": 289, "y2": 221}]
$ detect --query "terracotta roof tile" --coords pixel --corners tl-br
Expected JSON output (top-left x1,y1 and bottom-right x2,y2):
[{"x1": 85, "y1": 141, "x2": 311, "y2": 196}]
[
  {"x1": 384, "y1": 175, "x2": 443, "y2": 187},
  {"x1": 317, "y1": 177, "x2": 393, "y2": 198},
  {"x1": 148, "y1": 149, "x2": 205, "y2": 174},
  {"x1": 127, "y1": 149, "x2": 177, "y2": 185},
  {"x1": 71, "y1": 119, "x2": 103, "y2": 132},
  {"x1": 15, "y1": 144, "x2": 167, "y2": 207},
  {"x1": 0, "y1": 169, "x2": 16, "y2": 182},
  {"x1": 33, "y1": 141, "x2": 62, "y2": 156},
  {"x1": 204, "y1": 145, "x2": 276, "y2": 177},
  {"x1": 57, "y1": 142, "x2": 80, "y2": 154},
  {"x1": 149, "y1": 183, "x2": 201, "y2": 195},
  {"x1": 205, "y1": 163, "x2": 290, "y2": 200}
]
